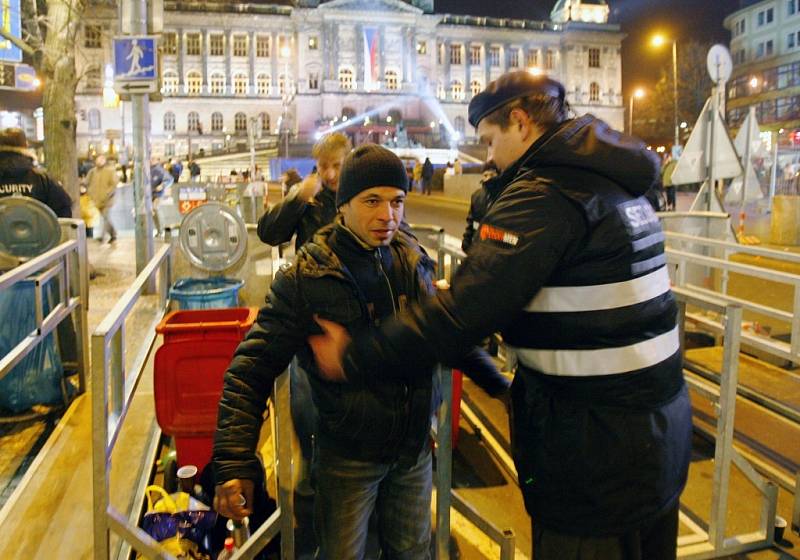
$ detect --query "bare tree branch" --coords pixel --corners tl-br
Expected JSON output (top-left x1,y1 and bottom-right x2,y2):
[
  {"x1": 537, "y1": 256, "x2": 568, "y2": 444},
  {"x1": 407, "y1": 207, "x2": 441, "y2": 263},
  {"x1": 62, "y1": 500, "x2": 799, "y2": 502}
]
[{"x1": 0, "y1": 28, "x2": 36, "y2": 56}]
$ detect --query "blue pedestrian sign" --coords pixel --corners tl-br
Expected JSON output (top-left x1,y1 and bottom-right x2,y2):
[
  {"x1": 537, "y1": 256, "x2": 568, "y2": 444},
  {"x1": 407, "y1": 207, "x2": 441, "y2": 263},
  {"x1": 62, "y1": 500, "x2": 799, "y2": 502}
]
[{"x1": 113, "y1": 36, "x2": 158, "y2": 93}]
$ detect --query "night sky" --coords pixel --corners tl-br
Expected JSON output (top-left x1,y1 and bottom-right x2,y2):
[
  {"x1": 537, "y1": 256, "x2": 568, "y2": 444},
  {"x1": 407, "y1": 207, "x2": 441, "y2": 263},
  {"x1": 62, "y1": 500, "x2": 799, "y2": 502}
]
[{"x1": 434, "y1": 0, "x2": 742, "y2": 99}]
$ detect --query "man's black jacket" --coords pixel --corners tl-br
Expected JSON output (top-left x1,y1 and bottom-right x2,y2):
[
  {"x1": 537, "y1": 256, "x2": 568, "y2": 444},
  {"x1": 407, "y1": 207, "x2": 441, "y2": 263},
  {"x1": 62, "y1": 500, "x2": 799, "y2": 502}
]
[
  {"x1": 214, "y1": 221, "x2": 507, "y2": 483},
  {"x1": 256, "y1": 183, "x2": 337, "y2": 252},
  {"x1": 0, "y1": 148, "x2": 72, "y2": 217}
]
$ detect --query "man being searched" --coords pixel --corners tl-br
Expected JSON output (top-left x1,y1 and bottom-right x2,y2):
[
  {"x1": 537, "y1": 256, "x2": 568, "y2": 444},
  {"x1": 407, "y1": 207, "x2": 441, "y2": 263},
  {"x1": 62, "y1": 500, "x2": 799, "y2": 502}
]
[
  {"x1": 213, "y1": 145, "x2": 508, "y2": 560},
  {"x1": 257, "y1": 132, "x2": 350, "y2": 252},
  {"x1": 308, "y1": 72, "x2": 692, "y2": 560},
  {"x1": 0, "y1": 127, "x2": 72, "y2": 217}
]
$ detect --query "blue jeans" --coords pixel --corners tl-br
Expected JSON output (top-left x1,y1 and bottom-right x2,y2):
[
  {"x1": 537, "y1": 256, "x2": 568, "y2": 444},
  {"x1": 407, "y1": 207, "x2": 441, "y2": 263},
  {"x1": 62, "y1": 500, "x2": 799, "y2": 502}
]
[{"x1": 313, "y1": 445, "x2": 432, "y2": 560}]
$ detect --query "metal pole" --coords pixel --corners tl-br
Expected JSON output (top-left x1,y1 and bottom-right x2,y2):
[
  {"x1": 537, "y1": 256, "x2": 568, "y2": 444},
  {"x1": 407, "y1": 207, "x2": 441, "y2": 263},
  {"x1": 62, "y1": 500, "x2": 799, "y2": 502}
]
[
  {"x1": 628, "y1": 94, "x2": 633, "y2": 135},
  {"x1": 768, "y1": 131, "x2": 778, "y2": 208},
  {"x1": 672, "y1": 40, "x2": 679, "y2": 148},
  {"x1": 127, "y1": 0, "x2": 154, "y2": 278},
  {"x1": 707, "y1": 86, "x2": 717, "y2": 212}
]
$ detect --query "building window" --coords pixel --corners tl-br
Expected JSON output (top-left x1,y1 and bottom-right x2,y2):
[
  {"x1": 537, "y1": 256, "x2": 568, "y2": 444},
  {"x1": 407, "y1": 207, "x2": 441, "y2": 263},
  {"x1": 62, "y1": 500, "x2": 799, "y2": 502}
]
[
  {"x1": 278, "y1": 36, "x2": 289, "y2": 56},
  {"x1": 768, "y1": 7, "x2": 774, "y2": 22},
  {"x1": 186, "y1": 71, "x2": 201, "y2": 94},
  {"x1": 437, "y1": 81, "x2": 445, "y2": 99},
  {"x1": 790, "y1": 0, "x2": 797, "y2": 16},
  {"x1": 186, "y1": 33, "x2": 201, "y2": 56},
  {"x1": 545, "y1": 49, "x2": 555, "y2": 70},
  {"x1": 385, "y1": 70, "x2": 399, "y2": 90},
  {"x1": 308, "y1": 36, "x2": 318, "y2": 50},
  {"x1": 162, "y1": 71, "x2": 178, "y2": 94},
  {"x1": 234, "y1": 112, "x2": 247, "y2": 134},
  {"x1": 489, "y1": 46, "x2": 500, "y2": 67},
  {"x1": 209, "y1": 34, "x2": 224, "y2": 56},
  {"x1": 437, "y1": 43, "x2": 444, "y2": 65},
  {"x1": 260, "y1": 113, "x2": 270, "y2": 133},
  {"x1": 87, "y1": 109, "x2": 101, "y2": 131},
  {"x1": 470, "y1": 79, "x2": 482, "y2": 97},
  {"x1": 758, "y1": 8, "x2": 774, "y2": 25},
  {"x1": 256, "y1": 74, "x2": 271, "y2": 95},
  {"x1": 767, "y1": 39, "x2": 774, "y2": 55},
  {"x1": 450, "y1": 44, "x2": 462, "y2": 65},
  {"x1": 210, "y1": 73, "x2": 225, "y2": 94},
  {"x1": 164, "y1": 144, "x2": 175, "y2": 157},
  {"x1": 526, "y1": 49, "x2": 538, "y2": 68},
  {"x1": 233, "y1": 73, "x2": 248, "y2": 95},
  {"x1": 85, "y1": 66, "x2": 101, "y2": 90},
  {"x1": 233, "y1": 35, "x2": 247, "y2": 57},
  {"x1": 84, "y1": 25, "x2": 102, "y2": 49},
  {"x1": 211, "y1": 112, "x2": 223, "y2": 132},
  {"x1": 416, "y1": 41, "x2": 427, "y2": 55},
  {"x1": 589, "y1": 82, "x2": 600, "y2": 102},
  {"x1": 789, "y1": 32, "x2": 796, "y2": 49},
  {"x1": 588, "y1": 47, "x2": 600, "y2": 68},
  {"x1": 164, "y1": 111, "x2": 175, "y2": 131},
  {"x1": 256, "y1": 36, "x2": 270, "y2": 57},
  {"x1": 338, "y1": 68, "x2": 354, "y2": 90},
  {"x1": 470, "y1": 45, "x2": 481, "y2": 66},
  {"x1": 162, "y1": 32, "x2": 177, "y2": 55},
  {"x1": 509, "y1": 49, "x2": 519, "y2": 68},
  {"x1": 451, "y1": 80, "x2": 464, "y2": 101},
  {"x1": 188, "y1": 111, "x2": 200, "y2": 132},
  {"x1": 308, "y1": 72, "x2": 319, "y2": 90}
]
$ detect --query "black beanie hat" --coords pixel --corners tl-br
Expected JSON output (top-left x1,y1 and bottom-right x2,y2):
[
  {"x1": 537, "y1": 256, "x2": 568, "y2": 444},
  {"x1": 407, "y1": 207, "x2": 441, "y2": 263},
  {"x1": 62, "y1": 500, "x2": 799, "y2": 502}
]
[{"x1": 336, "y1": 144, "x2": 409, "y2": 207}]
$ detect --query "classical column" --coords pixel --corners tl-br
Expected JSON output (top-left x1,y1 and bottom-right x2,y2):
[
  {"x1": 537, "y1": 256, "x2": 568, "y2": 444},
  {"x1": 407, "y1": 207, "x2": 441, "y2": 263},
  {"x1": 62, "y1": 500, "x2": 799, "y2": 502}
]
[
  {"x1": 355, "y1": 24, "x2": 364, "y2": 86},
  {"x1": 484, "y1": 41, "x2": 491, "y2": 86},
  {"x1": 249, "y1": 31, "x2": 256, "y2": 96},
  {"x1": 378, "y1": 25, "x2": 385, "y2": 86},
  {"x1": 177, "y1": 28, "x2": 184, "y2": 88},
  {"x1": 443, "y1": 39, "x2": 451, "y2": 100},
  {"x1": 271, "y1": 32, "x2": 279, "y2": 96},
  {"x1": 464, "y1": 43, "x2": 471, "y2": 101},
  {"x1": 202, "y1": 30, "x2": 209, "y2": 92},
  {"x1": 332, "y1": 24, "x2": 339, "y2": 85},
  {"x1": 225, "y1": 31, "x2": 233, "y2": 94}
]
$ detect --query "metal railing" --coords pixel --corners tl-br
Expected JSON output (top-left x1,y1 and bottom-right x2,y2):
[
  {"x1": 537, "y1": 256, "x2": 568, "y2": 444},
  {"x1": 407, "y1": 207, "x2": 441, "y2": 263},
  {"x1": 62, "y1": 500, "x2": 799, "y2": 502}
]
[
  {"x1": 0, "y1": 219, "x2": 89, "y2": 392},
  {"x1": 673, "y1": 287, "x2": 780, "y2": 558},
  {"x1": 410, "y1": 224, "x2": 516, "y2": 560}
]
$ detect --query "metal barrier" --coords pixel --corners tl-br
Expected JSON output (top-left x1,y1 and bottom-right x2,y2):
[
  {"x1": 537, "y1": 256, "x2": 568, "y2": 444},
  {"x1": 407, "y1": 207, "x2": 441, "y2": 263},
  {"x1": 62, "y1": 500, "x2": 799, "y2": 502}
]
[
  {"x1": 410, "y1": 224, "x2": 516, "y2": 560},
  {"x1": 90, "y1": 238, "x2": 295, "y2": 560},
  {"x1": 673, "y1": 287, "x2": 780, "y2": 558}
]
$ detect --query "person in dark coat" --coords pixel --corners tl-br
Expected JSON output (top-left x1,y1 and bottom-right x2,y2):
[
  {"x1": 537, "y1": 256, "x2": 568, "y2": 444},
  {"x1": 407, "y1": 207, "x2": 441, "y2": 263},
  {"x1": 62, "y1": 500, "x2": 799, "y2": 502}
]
[
  {"x1": 257, "y1": 132, "x2": 351, "y2": 252},
  {"x1": 420, "y1": 157, "x2": 434, "y2": 195},
  {"x1": 0, "y1": 128, "x2": 72, "y2": 218},
  {"x1": 309, "y1": 72, "x2": 691, "y2": 560},
  {"x1": 213, "y1": 145, "x2": 508, "y2": 559}
]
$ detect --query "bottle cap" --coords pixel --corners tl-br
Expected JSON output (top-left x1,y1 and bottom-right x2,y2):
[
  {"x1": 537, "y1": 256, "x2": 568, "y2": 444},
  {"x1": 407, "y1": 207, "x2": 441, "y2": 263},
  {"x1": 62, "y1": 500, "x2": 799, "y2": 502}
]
[{"x1": 224, "y1": 537, "x2": 234, "y2": 550}]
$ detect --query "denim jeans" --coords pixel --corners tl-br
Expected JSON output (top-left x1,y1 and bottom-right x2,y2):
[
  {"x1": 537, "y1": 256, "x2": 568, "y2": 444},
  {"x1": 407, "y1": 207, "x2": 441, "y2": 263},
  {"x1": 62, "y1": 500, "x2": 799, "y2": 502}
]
[{"x1": 313, "y1": 445, "x2": 432, "y2": 560}]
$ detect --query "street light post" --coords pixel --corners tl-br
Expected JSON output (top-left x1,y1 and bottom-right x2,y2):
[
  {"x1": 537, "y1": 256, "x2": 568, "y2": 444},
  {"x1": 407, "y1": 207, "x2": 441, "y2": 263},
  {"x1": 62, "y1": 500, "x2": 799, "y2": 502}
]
[
  {"x1": 628, "y1": 88, "x2": 645, "y2": 136},
  {"x1": 652, "y1": 34, "x2": 680, "y2": 148}
]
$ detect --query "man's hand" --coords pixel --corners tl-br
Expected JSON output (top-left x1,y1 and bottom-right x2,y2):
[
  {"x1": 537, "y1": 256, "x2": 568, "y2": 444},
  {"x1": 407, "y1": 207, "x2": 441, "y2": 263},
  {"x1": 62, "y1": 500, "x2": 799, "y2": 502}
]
[
  {"x1": 214, "y1": 478, "x2": 254, "y2": 521},
  {"x1": 297, "y1": 173, "x2": 322, "y2": 202},
  {"x1": 308, "y1": 316, "x2": 350, "y2": 382}
]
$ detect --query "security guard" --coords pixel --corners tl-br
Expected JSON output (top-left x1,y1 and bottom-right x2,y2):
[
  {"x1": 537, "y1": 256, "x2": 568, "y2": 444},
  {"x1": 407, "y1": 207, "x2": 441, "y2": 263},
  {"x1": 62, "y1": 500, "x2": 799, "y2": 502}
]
[{"x1": 309, "y1": 71, "x2": 692, "y2": 560}]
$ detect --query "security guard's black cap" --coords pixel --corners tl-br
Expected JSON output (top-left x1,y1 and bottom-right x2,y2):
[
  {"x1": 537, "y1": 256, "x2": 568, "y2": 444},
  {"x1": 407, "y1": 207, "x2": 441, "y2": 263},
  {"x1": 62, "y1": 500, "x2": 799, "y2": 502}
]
[{"x1": 468, "y1": 71, "x2": 566, "y2": 128}]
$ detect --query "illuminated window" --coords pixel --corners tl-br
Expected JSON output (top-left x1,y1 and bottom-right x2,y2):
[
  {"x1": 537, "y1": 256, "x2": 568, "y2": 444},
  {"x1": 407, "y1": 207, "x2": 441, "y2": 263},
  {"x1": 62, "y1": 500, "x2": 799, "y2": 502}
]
[
  {"x1": 308, "y1": 36, "x2": 318, "y2": 50},
  {"x1": 339, "y1": 68, "x2": 354, "y2": 90},
  {"x1": 210, "y1": 34, "x2": 224, "y2": 56},
  {"x1": 233, "y1": 73, "x2": 248, "y2": 95},
  {"x1": 489, "y1": 46, "x2": 500, "y2": 67},
  {"x1": 450, "y1": 44, "x2": 462, "y2": 65},
  {"x1": 385, "y1": 70, "x2": 399, "y2": 90},
  {"x1": 186, "y1": 33, "x2": 201, "y2": 56},
  {"x1": 451, "y1": 80, "x2": 464, "y2": 101},
  {"x1": 235, "y1": 112, "x2": 247, "y2": 133},
  {"x1": 256, "y1": 74, "x2": 271, "y2": 95},
  {"x1": 162, "y1": 71, "x2": 178, "y2": 95},
  {"x1": 186, "y1": 71, "x2": 201, "y2": 95},
  {"x1": 85, "y1": 25, "x2": 102, "y2": 49},
  {"x1": 188, "y1": 111, "x2": 200, "y2": 132},
  {"x1": 260, "y1": 112, "x2": 270, "y2": 132},
  {"x1": 233, "y1": 35, "x2": 248, "y2": 57},
  {"x1": 162, "y1": 32, "x2": 177, "y2": 55},
  {"x1": 164, "y1": 111, "x2": 175, "y2": 131},
  {"x1": 588, "y1": 48, "x2": 600, "y2": 68},
  {"x1": 470, "y1": 45, "x2": 481, "y2": 66},
  {"x1": 211, "y1": 112, "x2": 223, "y2": 132},
  {"x1": 256, "y1": 36, "x2": 270, "y2": 57},
  {"x1": 210, "y1": 73, "x2": 225, "y2": 94},
  {"x1": 589, "y1": 82, "x2": 600, "y2": 102},
  {"x1": 470, "y1": 80, "x2": 482, "y2": 96}
]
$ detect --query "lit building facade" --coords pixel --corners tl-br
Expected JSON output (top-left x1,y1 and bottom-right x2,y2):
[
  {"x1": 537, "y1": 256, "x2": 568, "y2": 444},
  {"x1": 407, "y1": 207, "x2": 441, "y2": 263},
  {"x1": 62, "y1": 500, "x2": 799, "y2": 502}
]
[
  {"x1": 725, "y1": 0, "x2": 800, "y2": 135},
  {"x1": 74, "y1": 0, "x2": 623, "y2": 158}
]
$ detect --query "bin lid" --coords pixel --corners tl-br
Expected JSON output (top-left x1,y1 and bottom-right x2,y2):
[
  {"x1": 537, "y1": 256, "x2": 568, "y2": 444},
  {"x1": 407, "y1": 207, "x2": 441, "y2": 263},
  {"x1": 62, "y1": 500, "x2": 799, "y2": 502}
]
[
  {"x1": 0, "y1": 196, "x2": 60, "y2": 258},
  {"x1": 178, "y1": 201, "x2": 247, "y2": 272}
]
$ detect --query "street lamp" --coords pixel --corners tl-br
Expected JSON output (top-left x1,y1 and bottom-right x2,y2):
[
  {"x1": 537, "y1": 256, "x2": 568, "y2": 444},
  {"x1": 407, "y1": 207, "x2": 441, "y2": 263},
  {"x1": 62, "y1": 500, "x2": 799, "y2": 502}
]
[
  {"x1": 628, "y1": 87, "x2": 645, "y2": 135},
  {"x1": 651, "y1": 34, "x2": 679, "y2": 148}
]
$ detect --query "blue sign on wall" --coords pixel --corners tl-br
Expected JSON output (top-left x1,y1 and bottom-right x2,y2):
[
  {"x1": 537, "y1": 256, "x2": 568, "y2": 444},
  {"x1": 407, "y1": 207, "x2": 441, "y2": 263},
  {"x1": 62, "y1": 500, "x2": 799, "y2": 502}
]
[
  {"x1": 113, "y1": 36, "x2": 157, "y2": 81},
  {"x1": 14, "y1": 63, "x2": 36, "y2": 90},
  {"x1": 0, "y1": 0, "x2": 23, "y2": 63}
]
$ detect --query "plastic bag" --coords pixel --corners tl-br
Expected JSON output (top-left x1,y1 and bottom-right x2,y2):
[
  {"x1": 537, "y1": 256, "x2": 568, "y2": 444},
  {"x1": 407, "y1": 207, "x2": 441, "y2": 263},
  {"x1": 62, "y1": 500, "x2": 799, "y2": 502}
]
[
  {"x1": 0, "y1": 277, "x2": 65, "y2": 412},
  {"x1": 140, "y1": 485, "x2": 216, "y2": 559}
]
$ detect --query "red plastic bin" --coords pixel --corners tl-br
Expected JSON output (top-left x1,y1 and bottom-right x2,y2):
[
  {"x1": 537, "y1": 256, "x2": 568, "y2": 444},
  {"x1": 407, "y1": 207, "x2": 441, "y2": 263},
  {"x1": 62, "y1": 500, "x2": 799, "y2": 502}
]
[{"x1": 154, "y1": 307, "x2": 258, "y2": 472}]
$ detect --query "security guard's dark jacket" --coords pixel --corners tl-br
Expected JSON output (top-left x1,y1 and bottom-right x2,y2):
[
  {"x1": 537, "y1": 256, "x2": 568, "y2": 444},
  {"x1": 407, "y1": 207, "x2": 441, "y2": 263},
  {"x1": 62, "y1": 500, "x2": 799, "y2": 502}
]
[
  {"x1": 0, "y1": 147, "x2": 72, "y2": 217},
  {"x1": 461, "y1": 175, "x2": 503, "y2": 252},
  {"x1": 214, "y1": 221, "x2": 506, "y2": 483},
  {"x1": 342, "y1": 115, "x2": 692, "y2": 536},
  {"x1": 256, "y1": 183, "x2": 337, "y2": 252}
]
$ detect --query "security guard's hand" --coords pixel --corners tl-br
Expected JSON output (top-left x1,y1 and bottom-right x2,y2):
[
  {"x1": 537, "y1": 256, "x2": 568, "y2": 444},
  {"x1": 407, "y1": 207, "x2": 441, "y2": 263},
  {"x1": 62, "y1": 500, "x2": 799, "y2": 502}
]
[
  {"x1": 214, "y1": 478, "x2": 254, "y2": 521},
  {"x1": 308, "y1": 316, "x2": 350, "y2": 382}
]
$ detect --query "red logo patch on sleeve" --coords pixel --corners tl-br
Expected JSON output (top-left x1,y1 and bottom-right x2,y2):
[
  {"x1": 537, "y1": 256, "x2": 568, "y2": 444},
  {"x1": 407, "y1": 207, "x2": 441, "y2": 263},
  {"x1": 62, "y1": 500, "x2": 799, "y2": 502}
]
[{"x1": 479, "y1": 224, "x2": 519, "y2": 246}]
